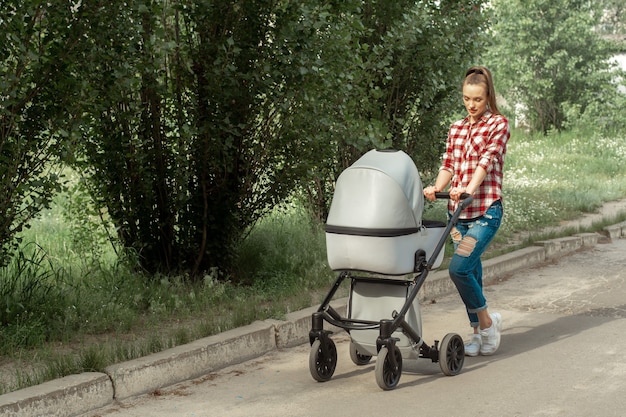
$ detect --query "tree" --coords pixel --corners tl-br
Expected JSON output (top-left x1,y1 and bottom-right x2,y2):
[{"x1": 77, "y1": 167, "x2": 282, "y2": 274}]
[
  {"x1": 72, "y1": 0, "x2": 490, "y2": 280},
  {"x1": 1, "y1": 0, "x2": 491, "y2": 280},
  {"x1": 294, "y1": 0, "x2": 490, "y2": 220},
  {"x1": 0, "y1": 1, "x2": 83, "y2": 265},
  {"x1": 487, "y1": 0, "x2": 621, "y2": 133},
  {"x1": 365, "y1": 0, "x2": 489, "y2": 166},
  {"x1": 73, "y1": 1, "x2": 377, "y2": 279}
]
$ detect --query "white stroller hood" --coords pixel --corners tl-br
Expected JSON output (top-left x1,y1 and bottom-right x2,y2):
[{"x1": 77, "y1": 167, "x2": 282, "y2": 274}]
[
  {"x1": 325, "y1": 149, "x2": 445, "y2": 275},
  {"x1": 326, "y1": 149, "x2": 424, "y2": 233}
]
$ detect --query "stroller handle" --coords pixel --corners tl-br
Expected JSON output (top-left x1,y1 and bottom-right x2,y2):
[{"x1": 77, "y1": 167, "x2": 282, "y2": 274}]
[{"x1": 433, "y1": 192, "x2": 474, "y2": 209}]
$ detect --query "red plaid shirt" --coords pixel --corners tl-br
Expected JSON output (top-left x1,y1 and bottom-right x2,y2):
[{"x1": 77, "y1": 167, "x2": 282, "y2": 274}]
[{"x1": 440, "y1": 111, "x2": 510, "y2": 219}]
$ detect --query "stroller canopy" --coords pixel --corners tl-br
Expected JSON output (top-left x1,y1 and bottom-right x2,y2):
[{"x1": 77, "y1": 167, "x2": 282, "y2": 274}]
[{"x1": 326, "y1": 149, "x2": 424, "y2": 235}]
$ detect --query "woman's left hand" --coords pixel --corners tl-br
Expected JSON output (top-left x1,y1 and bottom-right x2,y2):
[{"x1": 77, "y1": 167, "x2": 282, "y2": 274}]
[{"x1": 449, "y1": 187, "x2": 468, "y2": 201}]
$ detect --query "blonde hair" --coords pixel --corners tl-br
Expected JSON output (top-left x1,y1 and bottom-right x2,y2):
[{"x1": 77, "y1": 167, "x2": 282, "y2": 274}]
[{"x1": 463, "y1": 66, "x2": 501, "y2": 115}]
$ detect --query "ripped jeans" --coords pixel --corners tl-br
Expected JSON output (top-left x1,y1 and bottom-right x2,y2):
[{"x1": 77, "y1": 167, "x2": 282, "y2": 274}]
[{"x1": 448, "y1": 200, "x2": 503, "y2": 328}]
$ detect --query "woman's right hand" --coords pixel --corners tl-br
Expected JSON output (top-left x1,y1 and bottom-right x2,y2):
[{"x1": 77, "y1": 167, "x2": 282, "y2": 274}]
[{"x1": 423, "y1": 186, "x2": 438, "y2": 202}]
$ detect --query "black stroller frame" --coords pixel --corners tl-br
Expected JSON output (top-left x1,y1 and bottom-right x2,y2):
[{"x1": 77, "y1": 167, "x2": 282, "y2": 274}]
[{"x1": 309, "y1": 191, "x2": 473, "y2": 390}]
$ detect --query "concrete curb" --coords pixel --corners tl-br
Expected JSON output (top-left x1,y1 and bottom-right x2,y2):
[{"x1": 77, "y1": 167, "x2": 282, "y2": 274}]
[
  {"x1": 105, "y1": 320, "x2": 277, "y2": 401},
  {"x1": 603, "y1": 220, "x2": 626, "y2": 239},
  {"x1": 0, "y1": 373, "x2": 112, "y2": 417},
  {"x1": 1, "y1": 227, "x2": 623, "y2": 417}
]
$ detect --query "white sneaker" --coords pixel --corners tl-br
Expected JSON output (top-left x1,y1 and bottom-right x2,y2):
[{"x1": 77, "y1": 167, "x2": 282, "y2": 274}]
[
  {"x1": 480, "y1": 312, "x2": 502, "y2": 356},
  {"x1": 464, "y1": 333, "x2": 482, "y2": 357}
]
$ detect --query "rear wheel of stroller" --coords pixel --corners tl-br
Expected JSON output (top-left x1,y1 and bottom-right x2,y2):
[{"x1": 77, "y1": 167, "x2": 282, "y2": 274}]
[
  {"x1": 375, "y1": 345, "x2": 402, "y2": 390},
  {"x1": 439, "y1": 333, "x2": 465, "y2": 376},
  {"x1": 349, "y1": 342, "x2": 372, "y2": 365},
  {"x1": 309, "y1": 338, "x2": 337, "y2": 382}
]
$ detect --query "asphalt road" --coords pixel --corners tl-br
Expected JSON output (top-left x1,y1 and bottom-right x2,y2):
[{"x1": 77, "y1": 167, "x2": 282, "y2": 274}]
[{"x1": 83, "y1": 238, "x2": 626, "y2": 417}]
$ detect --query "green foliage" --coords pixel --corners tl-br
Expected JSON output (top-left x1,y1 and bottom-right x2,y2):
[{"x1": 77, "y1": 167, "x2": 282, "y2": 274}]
[
  {"x1": 51, "y1": 170, "x2": 119, "y2": 263},
  {"x1": 290, "y1": 0, "x2": 491, "y2": 220},
  {"x1": 0, "y1": 244, "x2": 65, "y2": 350},
  {"x1": 0, "y1": 1, "x2": 83, "y2": 265},
  {"x1": 487, "y1": 0, "x2": 622, "y2": 133},
  {"x1": 370, "y1": 0, "x2": 490, "y2": 160},
  {"x1": 598, "y1": 0, "x2": 626, "y2": 36},
  {"x1": 1, "y1": 0, "x2": 621, "y2": 283},
  {"x1": 234, "y1": 202, "x2": 332, "y2": 292},
  {"x1": 561, "y1": 77, "x2": 626, "y2": 136},
  {"x1": 67, "y1": 1, "x2": 364, "y2": 277},
  {"x1": 64, "y1": 0, "x2": 490, "y2": 279}
]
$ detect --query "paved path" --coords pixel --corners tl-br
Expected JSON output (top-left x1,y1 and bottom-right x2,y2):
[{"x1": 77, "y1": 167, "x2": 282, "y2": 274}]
[{"x1": 81, "y1": 237, "x2": 626, "y2": 417}]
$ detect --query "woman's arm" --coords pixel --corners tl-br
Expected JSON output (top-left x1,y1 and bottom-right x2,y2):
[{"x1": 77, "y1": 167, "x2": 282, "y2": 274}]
[{"x1": 424, "y1": 169, "x2": 452, "y2": 201}]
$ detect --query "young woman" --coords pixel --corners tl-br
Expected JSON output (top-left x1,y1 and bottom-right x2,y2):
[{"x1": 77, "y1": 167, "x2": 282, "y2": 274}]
[{"x1": 423, "y1": 66, "x2": 510, "y2": 356}]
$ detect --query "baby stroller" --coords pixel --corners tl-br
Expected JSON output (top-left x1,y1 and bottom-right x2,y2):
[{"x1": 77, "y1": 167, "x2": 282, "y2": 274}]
[{"x1": 308, "y1": 149, "x2": 473, "y2": 390}]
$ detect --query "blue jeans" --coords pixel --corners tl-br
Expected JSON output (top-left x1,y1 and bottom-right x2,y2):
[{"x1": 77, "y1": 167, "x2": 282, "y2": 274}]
[{"x1": 448, "y1": 201, "x2": 503, "y2": 328}]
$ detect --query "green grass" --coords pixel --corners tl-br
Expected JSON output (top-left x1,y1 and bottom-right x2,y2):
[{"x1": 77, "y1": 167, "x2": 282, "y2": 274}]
[
  {"x1": 497, "y1": 130, "x2": 626, "y2": 242},
  {"x1": 1, "y1": 127, "x2": 626, "y2": 394},
  {"x1": 0, "y1": 201, "x2": 338, "y2": 394}
]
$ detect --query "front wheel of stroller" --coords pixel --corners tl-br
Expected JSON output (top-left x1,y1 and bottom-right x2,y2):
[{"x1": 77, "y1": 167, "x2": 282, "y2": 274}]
[
  {"x1": 439, "y1": 333, "x2": 465, "y2": 376},
  {"x1": 309, "y1": 338, "x2": 337, "y2": 382},
  {"x1": 349, "y1": 342, "x2": 372, "y2": 366},
  {"x1": 375, "y1": 345, "x2": 402, "y2": 390}
]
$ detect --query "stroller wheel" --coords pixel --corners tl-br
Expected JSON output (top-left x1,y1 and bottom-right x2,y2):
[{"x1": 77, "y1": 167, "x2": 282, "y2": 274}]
[
  {"x1": 349, "y1": 342, "x2": 372, "y2": 366},
  {"x1": 375, "y1": 345, "x2": 402, "y2": 390},
  {"x1": 439, "y1": 333, "x2": 465, "y2": 376},
  {"x1": 309, "y1": 338, "x2": 337, "y2": 382}
]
